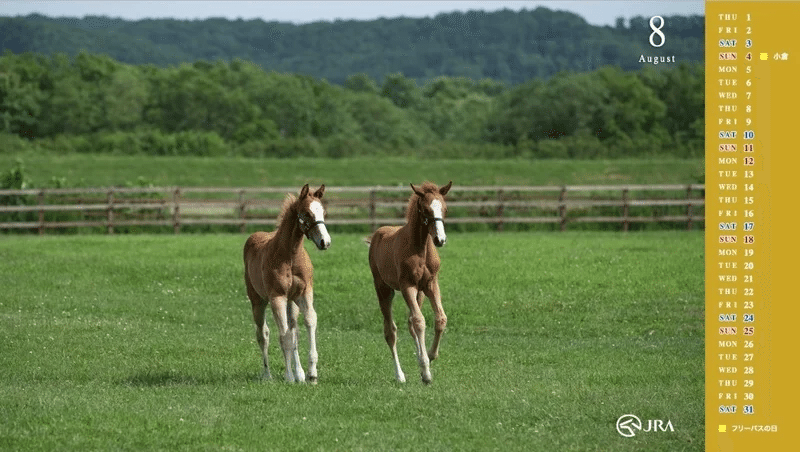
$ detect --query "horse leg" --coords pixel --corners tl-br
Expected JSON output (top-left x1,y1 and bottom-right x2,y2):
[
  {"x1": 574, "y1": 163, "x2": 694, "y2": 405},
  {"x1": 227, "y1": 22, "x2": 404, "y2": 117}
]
[
  {"x1": 401, "y1": 286, "x2": 432, "y2": 384},
  {"x1": 424, "y1": 277, "x2": 448, "y2": 362},
  {"x1": 269, "y1": 296, "x2": 299, "y2": 383},
  {"x1": 376, "y1": 282, "x2": 404, "y2": 382},
  {"x1": 415, "y1": 290, "x2": 424, "y2": 309},
  {"x1": 286, "y1": 300, "x2": 306, "y2": 382},
  {"x1": 247, "y1": 281, "x2": 271, "y2": 380},
  {"x1": 296, "y1": 288, "x2": 318, "y2": 384}
]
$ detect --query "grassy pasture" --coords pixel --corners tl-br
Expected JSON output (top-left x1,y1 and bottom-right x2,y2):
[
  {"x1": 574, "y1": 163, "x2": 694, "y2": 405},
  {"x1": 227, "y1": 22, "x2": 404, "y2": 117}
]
[
  {"x1": 0, "y1": 231, "x2": 703, "y2": 451},
  {"x1": 1, "y1": 153, "x2": 703, "y2": 188}
]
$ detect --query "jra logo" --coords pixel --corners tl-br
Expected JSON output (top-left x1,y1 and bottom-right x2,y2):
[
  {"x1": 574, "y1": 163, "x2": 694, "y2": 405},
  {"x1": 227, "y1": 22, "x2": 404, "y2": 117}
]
[{"x1": 616, "y1": 414, "x2": 675, "y2": 437}]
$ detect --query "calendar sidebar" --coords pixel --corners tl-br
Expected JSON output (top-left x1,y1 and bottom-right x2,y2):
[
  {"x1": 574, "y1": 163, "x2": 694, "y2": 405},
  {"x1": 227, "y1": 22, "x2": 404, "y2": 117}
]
[{"x1": 706, "y1": 1, "x2": 800, "y2": 450}]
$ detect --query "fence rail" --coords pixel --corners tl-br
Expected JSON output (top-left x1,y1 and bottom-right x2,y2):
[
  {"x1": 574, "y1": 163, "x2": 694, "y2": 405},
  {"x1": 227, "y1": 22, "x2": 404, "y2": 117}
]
[{"x1": 0, "y1": 184, "x2": 704, "y2": 234}]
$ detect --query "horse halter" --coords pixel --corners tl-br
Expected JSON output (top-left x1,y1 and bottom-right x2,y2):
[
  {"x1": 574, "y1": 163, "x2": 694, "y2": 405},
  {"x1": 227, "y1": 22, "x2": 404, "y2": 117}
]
[
  {"x1": 417, "y1": 202, "x2": 444, "y2": 226},
  {"x1": 298, "y1": 212, "x2": 325, "y2": 238}
]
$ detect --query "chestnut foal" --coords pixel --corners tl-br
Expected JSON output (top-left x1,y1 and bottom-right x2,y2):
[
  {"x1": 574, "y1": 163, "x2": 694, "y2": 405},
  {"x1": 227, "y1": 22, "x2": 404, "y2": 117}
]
[
  {"x1": 243, "y1": 184, "x2": 331, "y2": 383},
  {"x1": 367, "y1": 181, "x2": 452, "y2": 383}
]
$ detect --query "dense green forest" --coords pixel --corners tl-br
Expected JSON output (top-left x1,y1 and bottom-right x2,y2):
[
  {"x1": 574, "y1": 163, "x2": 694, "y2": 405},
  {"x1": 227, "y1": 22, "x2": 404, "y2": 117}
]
[
  {"x1": 1, "y1": 50, "x2": 703, "y2": 159},
  {"x1": 1, "y1": 8, "x2": 704, "y2": 160},
  {"x1": 0, "y1": 8, "x2": 703, "y2": 85}
]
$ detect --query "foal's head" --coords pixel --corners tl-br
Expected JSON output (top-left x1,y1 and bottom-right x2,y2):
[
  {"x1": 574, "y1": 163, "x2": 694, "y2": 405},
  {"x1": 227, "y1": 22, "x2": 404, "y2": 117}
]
[
  {"x1": 410, "y1": 181, "x2": 452, "y2": 248},
  {"x1": 295, "y1": 184, "x2": 331, "y2": 250}
]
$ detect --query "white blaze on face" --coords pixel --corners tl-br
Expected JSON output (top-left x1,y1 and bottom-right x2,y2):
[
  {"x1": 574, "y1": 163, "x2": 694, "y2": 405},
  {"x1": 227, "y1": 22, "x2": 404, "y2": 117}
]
[
  {"x1": 309, "y1": 200, "x2": 331, "y2": 249},
  {"x1": 430, "y1": 199, "x2": 446, "y2": 244}
]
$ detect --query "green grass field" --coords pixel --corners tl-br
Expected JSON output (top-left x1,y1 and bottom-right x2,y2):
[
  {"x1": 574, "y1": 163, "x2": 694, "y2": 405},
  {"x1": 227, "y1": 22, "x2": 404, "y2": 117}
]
[
  {"x1": 2, "y1": 153, "x2": 703, "y2": 187},
  {"x1": 0, "y1": 231, "x2": 704, "y2": 451}
]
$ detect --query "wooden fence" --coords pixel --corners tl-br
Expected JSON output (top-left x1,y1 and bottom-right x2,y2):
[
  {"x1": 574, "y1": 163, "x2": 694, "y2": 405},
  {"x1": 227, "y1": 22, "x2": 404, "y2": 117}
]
[{"x1": 0, "y1": 184, "x2": 704, "y2": 234}]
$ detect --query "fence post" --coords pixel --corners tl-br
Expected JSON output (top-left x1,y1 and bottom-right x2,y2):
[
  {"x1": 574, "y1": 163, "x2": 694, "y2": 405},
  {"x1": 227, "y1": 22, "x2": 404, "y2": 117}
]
[
  {"x1": 622, "y1": 188, "x2": 629, "y2": 232},
  {"x1": 686, "y1": 185, "x2": 693, "y2": 231},
  {"x1": 496, "y1": 188, "x2": 505, "y2": 232},
  {"x1": 172, "y1": 188, "x2": 181, "y2": 234},
  {"x1": 559, "y1": 186, "x2": 567, "y2": 232},
  {"x1": 106, "y1": 189, "x2": 115, "y2": 234},
  {"x1": 369, "y1": 189, "x2": 377, "y2": 232},
  {"x1": 37, "y1": 189, "x2": 45, "y2": 236},
  {"x1": 238, "y1": 189, "x2": 247, "y2": 234}
]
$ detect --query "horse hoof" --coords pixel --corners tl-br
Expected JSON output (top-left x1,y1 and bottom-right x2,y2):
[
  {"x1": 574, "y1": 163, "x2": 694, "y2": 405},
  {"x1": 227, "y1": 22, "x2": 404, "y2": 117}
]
[{"x1": 308, "y1": 376, "x2": 318, "y2": 385}]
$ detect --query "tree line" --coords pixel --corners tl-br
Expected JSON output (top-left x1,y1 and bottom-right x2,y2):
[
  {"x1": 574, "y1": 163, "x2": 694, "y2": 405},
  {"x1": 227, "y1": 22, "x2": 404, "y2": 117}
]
[
  {"x1": 0, "y1": 8, "x2": 703, "y2": 85},
  {"x1": 1, "y1": 51, "x2": 703, "y2": 159}
]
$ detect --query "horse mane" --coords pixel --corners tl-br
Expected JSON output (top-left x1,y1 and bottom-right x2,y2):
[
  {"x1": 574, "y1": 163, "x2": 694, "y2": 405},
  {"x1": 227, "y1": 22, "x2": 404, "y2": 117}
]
[
  {"x1": 276, "y1": 193, "x2": 299, "y2": 231},
  {"x1": 405, "y1": 181, "x2": 440, "y2": 223}
]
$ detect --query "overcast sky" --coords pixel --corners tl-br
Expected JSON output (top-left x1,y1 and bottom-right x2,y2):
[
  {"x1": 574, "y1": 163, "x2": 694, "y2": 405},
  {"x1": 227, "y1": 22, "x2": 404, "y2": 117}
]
[{"x1": 1, "y1": 1, "x2": 704, "y2": 26}]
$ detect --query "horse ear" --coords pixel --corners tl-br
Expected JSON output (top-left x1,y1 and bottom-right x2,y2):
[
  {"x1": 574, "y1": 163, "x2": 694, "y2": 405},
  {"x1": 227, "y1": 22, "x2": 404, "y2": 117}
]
[
  {"x1": 439, "y1": 181, "x2": 452, "y2": 196},
  {"x1": 314, "y1": 184, "x2": 325, "y2": 199},
  {"x1": 410, "y1": 183, "x2": 424, "y2": 198},
  {"x1": 299, "y1": 184, "x2": 310, "y2": 198}
]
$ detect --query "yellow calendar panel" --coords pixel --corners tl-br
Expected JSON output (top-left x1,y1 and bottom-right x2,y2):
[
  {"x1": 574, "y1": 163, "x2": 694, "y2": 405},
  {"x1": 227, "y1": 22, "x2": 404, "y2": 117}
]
[{"x1": 706, "y1": 1, "x2": 800, "y2": 450}]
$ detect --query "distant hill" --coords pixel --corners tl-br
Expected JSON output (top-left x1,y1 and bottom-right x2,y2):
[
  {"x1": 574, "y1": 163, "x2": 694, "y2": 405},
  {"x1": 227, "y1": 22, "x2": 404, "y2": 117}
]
[{"x1": 1, "y1": 8, "x2": 703, "y2": 84}]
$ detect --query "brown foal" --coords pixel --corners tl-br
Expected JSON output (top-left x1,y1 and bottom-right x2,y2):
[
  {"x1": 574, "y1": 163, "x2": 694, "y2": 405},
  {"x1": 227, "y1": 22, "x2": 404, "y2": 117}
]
[
  {"x1": 243, "y1": 184, "x2": 330, "y2": 383},
  {"x1": 367, "y1": 181, "x2": 452, "y2": 383}
]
